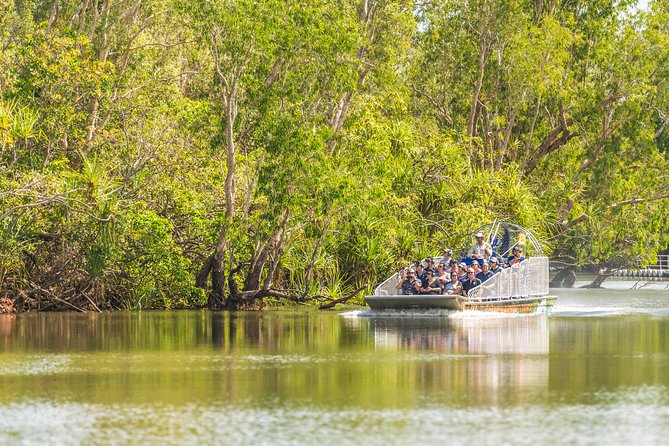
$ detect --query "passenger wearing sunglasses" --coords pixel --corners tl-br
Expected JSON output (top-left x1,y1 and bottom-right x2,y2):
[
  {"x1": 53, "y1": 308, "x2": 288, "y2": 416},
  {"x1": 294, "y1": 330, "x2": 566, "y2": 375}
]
[
  {"x1": 421, "y1": 270, "x2": 442, "y2": 294},
  {"x1": 508, "y1": 246, "x2": 525, "y2": 266},
  {"x1": 443, "y1": 272, "x2": 462, "y2": 296},
  {"x1": 461, "y1": 268, "x2": 482, "y2": 296},
  {"x1": 396, "y1": 268, "x2": 421, "y2": 295}
]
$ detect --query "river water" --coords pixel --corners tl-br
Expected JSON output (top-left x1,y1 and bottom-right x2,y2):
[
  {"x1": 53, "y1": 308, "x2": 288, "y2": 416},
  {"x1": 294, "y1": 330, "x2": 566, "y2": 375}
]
[{"x1": 1, "y1": 279, "x2": 669, "y2": 445}]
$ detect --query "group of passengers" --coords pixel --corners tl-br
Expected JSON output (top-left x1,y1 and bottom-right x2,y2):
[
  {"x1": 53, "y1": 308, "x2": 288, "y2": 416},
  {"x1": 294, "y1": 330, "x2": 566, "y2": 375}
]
[{"x1": 396, "y1": 232, "x2": 526, "y2": 297}]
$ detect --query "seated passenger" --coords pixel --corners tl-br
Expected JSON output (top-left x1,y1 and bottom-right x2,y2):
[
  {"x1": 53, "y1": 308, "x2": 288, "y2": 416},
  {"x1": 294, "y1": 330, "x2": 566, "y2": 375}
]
[
  {"x1": 457, "y1": 262, "x2": 468, "y2": 283},
  {"x1": 477, "y1": 260, "x2": 494, "y2": 282},
  {"x1": 436, "y1": 262, "x2": 449, "y2": 282},
  {"x1": 448, "y1": 258, "x2": 458, "y2": 273},
  {"x1": 396, "y1": 268, "x2": 422, "y2": 295},
  {"x1": 467, "y1": 232, "x2": 492, "y2": 260},
  {"x1": 425, "y1": 257, "x2": 438, "y2": 275},
  {"x1": 439, "y1": 248, "x2": 453, "y2": 266},
  {"x1": 422, "y1": 270, "x2": 442, "y2": 294},
  {"x1": 443, "y1": 272, "x2": 462, "y2": 295},
  {"x1": 415, "y1": 263, "x2": 429, "y2": 289},
  {"x1": 462, "y1": 268, "x2": 482, "y2": 296},
  {"x1": 489, "y1": 256, "x2": 503, "y2": 274},
  {"x1": 508, "y1": 246, "x2": 525, "y2": 266}
]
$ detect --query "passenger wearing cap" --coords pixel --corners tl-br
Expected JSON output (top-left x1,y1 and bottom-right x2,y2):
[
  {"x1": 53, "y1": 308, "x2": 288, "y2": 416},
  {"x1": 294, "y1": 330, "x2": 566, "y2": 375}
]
[
  {"x1": 425, "y1": 257, "x2": 438, "y2": 275},
  {"x1": 467, "y1": 232, "x2": 492, "y2": 260},
  {"x1": 477, "y1": 260, "x2": 494, "y2": 282},
  {"x1": 489, "y1": 257, "x2": 503, "y2": 274},
  {"x1": 508, "y1": 246, "x2": 525, "y2": 266},
  {"x1": 448, "y1": 258, "x2": 458, "y2": 274},
  {"x1": 457, "y1": 262, "x2": 468, "y2": 283}
]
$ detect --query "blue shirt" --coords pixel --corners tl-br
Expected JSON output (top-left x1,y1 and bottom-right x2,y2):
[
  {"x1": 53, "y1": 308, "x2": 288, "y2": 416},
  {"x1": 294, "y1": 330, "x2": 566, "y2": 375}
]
[
  {"x1": 508, "y1": 256, "x2": 525, "y2": 265},
  {"x1": 477, "y1": 271, "x2": 494, "y2": 282}
]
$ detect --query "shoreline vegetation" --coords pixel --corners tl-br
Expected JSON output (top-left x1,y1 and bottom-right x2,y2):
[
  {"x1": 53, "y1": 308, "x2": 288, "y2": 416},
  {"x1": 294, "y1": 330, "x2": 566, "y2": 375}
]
[{"x1": 1, "y1": 1, "x2": 668, "y2": 313}]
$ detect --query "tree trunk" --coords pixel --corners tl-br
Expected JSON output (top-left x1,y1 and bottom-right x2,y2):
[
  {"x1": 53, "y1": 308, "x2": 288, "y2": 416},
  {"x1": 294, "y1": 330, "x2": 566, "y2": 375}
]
[
  {"x1": 549, "y1": 265, "x2": 577, "y2": 288},
  {"x1": 582, "y1": 267, "x2": 611, "y2": 288},
  {"x1": 208, "y1": 229, "x2": 228, "y2": 308},
  {"x1": 244, "y1": 210, "x2": 289, "y2": 291},
  {"x1": 196, "y1": 252, "x2": 215, "y2": 289},
  {"x1": 224, "y1": 96, "x2": 237, "y2": 221}
]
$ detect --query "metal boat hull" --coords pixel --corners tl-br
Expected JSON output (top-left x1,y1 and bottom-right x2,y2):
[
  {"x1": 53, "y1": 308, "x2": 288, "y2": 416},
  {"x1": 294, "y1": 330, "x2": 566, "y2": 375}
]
[
  {"x1": 364, "y1": 295, "x2": 556, "y2": 314},
  {"x1": 365, "y1": 295, "x2": 464, "y2": 310}
]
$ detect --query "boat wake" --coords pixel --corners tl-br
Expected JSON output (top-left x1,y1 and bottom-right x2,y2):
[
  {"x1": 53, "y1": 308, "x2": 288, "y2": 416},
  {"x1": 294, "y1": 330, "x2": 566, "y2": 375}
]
[
  {"x1": 551, "y1": 285, "x2": 669, "y2": 316},
  {"x1": 551, "y1": 305, "x2": 669, "y2": 317}
]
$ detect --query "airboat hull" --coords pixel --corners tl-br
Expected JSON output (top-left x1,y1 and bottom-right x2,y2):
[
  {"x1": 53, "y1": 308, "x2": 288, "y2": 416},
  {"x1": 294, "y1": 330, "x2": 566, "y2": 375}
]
[
  {"x1": 364, "y1": 295, "x2": 464, "y2": 311},
  {"x1": 364, "y1": 294, "x2": 556, "y2": 314}
]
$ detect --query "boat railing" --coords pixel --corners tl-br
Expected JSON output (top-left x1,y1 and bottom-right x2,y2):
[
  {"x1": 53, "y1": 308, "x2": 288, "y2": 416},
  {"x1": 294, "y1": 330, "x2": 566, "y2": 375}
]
[
  {"x1": 467, "y1": 257, "x2": 549, "y2": 301},
  {"x1": 374, "y1": 271, "x2": 401, "y2": 296}
]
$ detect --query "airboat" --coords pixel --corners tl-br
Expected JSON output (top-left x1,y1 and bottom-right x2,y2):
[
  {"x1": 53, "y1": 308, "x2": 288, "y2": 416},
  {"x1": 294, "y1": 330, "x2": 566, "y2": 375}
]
[{"x1": 364, "y1": 223, "x2": 556, "y2": 314}]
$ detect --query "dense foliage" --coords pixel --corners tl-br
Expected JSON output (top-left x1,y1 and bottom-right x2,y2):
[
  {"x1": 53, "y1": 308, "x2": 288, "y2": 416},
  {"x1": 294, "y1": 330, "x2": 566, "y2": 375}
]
[{"x1": 1, "y1": 0, "x2": 668, "y2": 311}]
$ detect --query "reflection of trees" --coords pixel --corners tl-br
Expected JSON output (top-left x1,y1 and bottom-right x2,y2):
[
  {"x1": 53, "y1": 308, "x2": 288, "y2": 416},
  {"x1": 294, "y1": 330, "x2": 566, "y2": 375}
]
[
  {"x1": 0, "y1": 315, "x2": 16, "y2": 350},
  {"x1": 549, "y1": 317, "x2": 669, "y2": 394},
  {"x1": 3, "y1": 311, "x2": 554, "y2": 407},
  {"x1": 2, "y1": 312, "x2": 212, "y2": 352}
]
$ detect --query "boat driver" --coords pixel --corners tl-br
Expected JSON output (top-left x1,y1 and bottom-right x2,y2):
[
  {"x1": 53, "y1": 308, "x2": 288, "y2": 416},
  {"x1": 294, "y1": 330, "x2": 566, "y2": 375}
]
[{"x1": 467, "y1": 232, "x2": 492, "y2": 260}]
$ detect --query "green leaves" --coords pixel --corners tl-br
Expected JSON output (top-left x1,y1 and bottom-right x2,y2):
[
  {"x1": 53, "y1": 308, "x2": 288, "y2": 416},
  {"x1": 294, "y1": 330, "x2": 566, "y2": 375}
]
[{"x1": 1, "y1": 0, "x2": 668, "y2": 310}]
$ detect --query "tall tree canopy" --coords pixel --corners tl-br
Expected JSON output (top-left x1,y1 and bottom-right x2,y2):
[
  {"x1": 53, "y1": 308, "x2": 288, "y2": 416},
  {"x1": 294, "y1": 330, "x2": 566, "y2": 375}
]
[{"x1": 1, "y1": 0, "x2": 667, "y2": 311}]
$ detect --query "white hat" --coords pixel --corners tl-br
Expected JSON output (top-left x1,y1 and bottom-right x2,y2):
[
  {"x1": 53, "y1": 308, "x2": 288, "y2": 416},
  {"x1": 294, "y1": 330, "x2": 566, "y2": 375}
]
[{"x1": 476, "y1": 232, "x2": 484, "y2": 238}]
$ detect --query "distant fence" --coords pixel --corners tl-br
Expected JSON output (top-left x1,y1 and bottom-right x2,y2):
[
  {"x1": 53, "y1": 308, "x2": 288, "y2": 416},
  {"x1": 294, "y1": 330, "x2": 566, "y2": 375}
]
[
  {"x1": 612, "y1": 254, "x2": 669, "y2": 278},
  {"x1": 652, "y1": 255, "x2": 669, "y2": 271}
]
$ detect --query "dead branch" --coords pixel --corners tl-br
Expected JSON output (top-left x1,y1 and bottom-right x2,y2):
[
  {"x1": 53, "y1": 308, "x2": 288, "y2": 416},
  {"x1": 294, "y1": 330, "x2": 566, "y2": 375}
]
[{"x1": 319, "y1": 284, "x2": 368, "y2": 310}]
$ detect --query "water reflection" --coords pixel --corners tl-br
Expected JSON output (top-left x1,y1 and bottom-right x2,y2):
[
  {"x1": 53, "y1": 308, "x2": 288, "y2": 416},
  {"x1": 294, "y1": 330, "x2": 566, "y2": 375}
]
[
  {"x1": 368, "y1": 313, "x2": 548, "y2": 355},
  {"x1": 363, "y1": 313, "x2": 550, "y2": 396},
  {"x1": 2, "y1": 289, "x2": 669, "y2": 444},
  {"x1": 1, "y1": 309, "x2": 668, "y2": 410}
]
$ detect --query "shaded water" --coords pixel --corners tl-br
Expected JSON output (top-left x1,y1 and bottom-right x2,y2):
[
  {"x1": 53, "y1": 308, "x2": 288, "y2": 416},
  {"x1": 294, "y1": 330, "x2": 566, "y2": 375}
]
[{"x1": 2, "y1": 280, "x2": 669, "y2": 445}]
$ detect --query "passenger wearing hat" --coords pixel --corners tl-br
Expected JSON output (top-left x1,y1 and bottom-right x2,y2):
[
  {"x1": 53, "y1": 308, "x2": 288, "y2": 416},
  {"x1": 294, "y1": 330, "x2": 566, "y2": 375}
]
[
  {"x1": 448, "y1": 258, "x2": 458, "y2": 274},
  {"x1": 467, "y1": 232, "x2": 492, "y2": 260},
  {"x1": 425, "y1": 257, "x2": 438, "y2": 275},
  {"x1": 508, "y1": 246, "x2": 525, "y2": 266},
  {"x1": 489, "y1": 257, "x2": 503, "y2": 274},
  {"x1": 457, "y1": 262, "x2": 468, "y2": 283}
]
